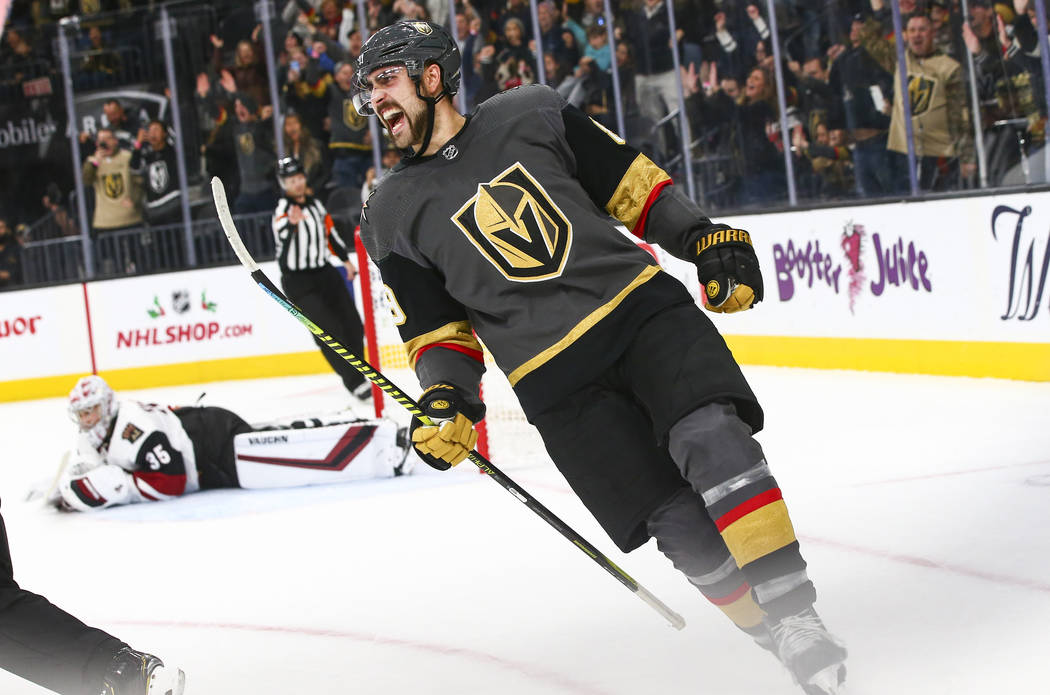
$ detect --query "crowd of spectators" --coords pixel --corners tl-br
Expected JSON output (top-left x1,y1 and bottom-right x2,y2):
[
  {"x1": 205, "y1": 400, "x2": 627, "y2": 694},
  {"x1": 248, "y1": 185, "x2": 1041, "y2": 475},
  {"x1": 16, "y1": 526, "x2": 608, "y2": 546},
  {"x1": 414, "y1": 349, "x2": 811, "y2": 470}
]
[{"x1": 1, "y1": 0, "x2": 1050, "y2": 288}]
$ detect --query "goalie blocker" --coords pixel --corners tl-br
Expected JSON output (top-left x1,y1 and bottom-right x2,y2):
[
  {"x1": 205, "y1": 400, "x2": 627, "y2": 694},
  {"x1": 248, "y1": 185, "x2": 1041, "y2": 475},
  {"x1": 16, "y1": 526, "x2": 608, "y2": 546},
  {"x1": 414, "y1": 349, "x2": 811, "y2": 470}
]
[{"x1": 56, "y1": 376, "x2": 411, "y2": 512}]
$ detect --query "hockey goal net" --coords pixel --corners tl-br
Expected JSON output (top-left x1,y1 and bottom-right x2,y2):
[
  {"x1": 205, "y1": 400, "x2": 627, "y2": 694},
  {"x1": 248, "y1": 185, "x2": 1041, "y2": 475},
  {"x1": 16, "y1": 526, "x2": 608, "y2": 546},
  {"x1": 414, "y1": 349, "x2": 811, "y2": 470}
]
[{"x1": 354, "y1": 231, "x2": 549, "y2": 472}]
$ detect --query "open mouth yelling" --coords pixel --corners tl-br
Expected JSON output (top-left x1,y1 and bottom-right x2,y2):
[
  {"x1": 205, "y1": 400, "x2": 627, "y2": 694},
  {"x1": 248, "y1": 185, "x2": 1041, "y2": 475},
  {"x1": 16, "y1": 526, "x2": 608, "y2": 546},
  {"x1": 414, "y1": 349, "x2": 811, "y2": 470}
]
[{"x1": 382, "y1": 108, "x2": 406, "y2": 136}]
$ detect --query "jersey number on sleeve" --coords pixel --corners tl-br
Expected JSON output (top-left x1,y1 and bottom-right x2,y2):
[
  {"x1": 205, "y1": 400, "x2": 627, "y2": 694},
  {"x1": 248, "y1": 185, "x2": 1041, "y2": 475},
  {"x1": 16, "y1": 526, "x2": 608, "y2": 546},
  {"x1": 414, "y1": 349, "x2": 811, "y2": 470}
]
[{"x1": 144, "y1": 443, "x2": 171, "y2": 470}]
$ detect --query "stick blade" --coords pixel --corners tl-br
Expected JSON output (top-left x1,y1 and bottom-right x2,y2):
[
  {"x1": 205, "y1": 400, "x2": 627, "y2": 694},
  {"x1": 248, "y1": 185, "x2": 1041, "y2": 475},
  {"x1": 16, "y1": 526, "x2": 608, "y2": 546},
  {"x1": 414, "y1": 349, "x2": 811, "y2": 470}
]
[{"x1": 211, "y1": 176, "x2": 259, "y2": 271}]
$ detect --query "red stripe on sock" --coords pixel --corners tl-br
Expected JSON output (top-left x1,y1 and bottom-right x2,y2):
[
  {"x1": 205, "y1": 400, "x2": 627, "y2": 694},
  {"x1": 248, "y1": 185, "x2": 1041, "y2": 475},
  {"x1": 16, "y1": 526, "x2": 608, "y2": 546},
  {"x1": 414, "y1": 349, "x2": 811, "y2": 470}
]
[
  {"x1": 715, "y1": 488, "x2": 783, "y2": 532},
  {"x1": 707, "y1": 582, "x2": 751, "y2": 606}
]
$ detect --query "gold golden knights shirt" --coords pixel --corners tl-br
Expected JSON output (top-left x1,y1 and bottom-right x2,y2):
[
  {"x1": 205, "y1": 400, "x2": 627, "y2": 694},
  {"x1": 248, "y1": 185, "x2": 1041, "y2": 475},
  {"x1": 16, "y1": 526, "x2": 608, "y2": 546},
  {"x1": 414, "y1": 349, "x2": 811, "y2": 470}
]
[{"x1": 360, "y1": 85, "x2": 728, "y2": 418}]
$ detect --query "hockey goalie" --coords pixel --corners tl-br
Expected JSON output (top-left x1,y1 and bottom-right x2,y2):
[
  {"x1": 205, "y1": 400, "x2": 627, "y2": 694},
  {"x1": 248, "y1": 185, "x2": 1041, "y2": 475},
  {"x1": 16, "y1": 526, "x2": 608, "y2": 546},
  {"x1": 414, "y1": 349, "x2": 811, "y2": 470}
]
[{"x1": 48, "y1": 375, "x2": 412, "y2": 512}]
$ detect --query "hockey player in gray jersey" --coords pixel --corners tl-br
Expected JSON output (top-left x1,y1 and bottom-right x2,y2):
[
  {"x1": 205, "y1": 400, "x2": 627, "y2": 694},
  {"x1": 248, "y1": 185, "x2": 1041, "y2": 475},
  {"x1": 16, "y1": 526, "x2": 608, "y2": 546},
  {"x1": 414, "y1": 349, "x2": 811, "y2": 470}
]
[{"x1": 355, "y1": 20, "x2": 847, "y2": 694}]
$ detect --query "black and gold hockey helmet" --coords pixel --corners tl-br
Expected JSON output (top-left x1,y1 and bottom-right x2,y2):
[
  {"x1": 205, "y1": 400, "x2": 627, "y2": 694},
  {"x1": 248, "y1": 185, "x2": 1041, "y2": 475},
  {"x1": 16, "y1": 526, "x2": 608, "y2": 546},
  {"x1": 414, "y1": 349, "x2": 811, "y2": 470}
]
[{"x1": 353, "y1": 21, "x2": 461, "y2": 115}]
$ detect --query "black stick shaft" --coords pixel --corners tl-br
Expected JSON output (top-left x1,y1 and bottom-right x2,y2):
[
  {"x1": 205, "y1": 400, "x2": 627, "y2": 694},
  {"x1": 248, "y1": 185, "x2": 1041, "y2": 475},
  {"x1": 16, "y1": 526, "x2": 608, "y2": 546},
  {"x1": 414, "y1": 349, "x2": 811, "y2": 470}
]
[{"x1": 214, "y1": 177, "x2": 684, "y2": 629}]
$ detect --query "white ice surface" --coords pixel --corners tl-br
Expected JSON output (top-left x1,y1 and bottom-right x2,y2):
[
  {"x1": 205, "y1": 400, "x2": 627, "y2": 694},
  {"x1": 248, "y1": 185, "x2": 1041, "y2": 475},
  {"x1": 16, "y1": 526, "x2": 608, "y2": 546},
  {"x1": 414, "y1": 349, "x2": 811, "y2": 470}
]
[{"x1": 0, "y1": 367, "x2": 1048, "y2": 694}]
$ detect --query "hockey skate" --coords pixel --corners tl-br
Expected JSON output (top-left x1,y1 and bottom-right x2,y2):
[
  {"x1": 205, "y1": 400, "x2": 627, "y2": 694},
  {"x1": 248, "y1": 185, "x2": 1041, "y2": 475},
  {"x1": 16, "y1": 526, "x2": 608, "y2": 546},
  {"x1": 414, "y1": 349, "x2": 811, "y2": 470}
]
[
  {"x1": 99, "y1": 647, "x2": 185, "y2": 695},
  {"x1": 765, "y1": 607, "x2": 847, "y2": 695},
  {"x1": 352, "y1": 381, "x2": 373, "y2": 402},
  {"x1": 393, "y1": 426, "x2": 415, "y2": 476}
]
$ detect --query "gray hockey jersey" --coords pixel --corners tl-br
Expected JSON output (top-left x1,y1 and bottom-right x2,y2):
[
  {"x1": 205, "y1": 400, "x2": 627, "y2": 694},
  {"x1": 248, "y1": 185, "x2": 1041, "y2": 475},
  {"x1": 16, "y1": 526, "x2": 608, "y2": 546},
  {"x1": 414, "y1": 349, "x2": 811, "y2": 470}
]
[{"x1": 360, "y1": 84, "x2": 725, "y2": 418}]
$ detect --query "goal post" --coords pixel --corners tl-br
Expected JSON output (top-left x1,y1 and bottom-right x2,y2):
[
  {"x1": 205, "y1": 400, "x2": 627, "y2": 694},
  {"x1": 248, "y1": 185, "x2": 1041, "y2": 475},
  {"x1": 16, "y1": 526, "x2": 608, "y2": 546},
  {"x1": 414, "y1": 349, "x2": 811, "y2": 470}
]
[{"x1": 355, "y1": 228, "x2": 509, "y2": 463}]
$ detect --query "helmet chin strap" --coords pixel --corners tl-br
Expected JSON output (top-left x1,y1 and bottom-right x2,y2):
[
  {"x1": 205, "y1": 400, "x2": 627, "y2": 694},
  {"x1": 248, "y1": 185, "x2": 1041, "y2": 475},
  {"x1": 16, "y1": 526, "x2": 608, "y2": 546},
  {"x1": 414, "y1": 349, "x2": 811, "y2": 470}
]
[{"x1": 402, "y1": 81, "x2": 448, "y2": 159}]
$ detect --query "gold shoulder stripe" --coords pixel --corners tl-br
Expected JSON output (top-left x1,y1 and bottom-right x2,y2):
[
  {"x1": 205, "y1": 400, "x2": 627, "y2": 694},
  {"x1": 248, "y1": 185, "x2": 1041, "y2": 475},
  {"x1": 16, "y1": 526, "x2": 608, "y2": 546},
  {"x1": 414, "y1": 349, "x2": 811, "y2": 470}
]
[
  {"x1": 605, "y1": 154, "x2": 671, "y2": 232},
  {"x1": 508, "y1": 265, "x2": 660, "y2": 386},
  {"x1": 329, "y1": 142, "x2": 373, "y2": 151},
  {"x1": 590, "y1": 116, "x2": 625, "y2": 145},
  {"x1": 404, "y1": 321, "x2": 483, "y2": 368}
]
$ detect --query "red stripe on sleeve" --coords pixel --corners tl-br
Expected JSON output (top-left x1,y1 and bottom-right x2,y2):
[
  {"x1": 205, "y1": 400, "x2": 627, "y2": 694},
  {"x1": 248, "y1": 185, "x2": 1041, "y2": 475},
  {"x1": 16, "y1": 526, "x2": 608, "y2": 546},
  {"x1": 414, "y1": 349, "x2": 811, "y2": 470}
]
[
  {"x1": 416, "y1": 342, "x2": 484, "y2": 364},
  {"x1": 133, "y1": 471, "x2": 187, "y2": 500},
  {"x1": 715, "y1": 488, "x2": 784, "y2": 532},
  {"x1": 629, "y1": 178, "x2": 674, "y2": 239}
]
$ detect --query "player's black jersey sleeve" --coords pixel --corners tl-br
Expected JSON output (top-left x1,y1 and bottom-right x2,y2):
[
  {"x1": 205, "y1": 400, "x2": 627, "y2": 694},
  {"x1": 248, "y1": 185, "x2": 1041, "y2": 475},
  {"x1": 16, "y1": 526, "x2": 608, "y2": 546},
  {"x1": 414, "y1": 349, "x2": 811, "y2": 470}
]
[
  {"x1": 559, "y1": 104, "x2": 727, "y2": 262},
  {"x1": 371, "y1": 241, "x2": 486, "y2": 399}
]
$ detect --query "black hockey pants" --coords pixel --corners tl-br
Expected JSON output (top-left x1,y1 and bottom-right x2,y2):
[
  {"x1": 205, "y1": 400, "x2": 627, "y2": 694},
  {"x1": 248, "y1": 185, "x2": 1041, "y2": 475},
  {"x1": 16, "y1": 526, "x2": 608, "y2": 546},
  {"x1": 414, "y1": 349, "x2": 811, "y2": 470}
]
[
  {"x1": 531, "y1": 302, "x2": 815, "y2": 621},
  {"x1": 281, "y1": 266, "x2": 367, "y2": 394},
  {"x1": 0, "y1": 500, "x2": 124, "y2": 694}
]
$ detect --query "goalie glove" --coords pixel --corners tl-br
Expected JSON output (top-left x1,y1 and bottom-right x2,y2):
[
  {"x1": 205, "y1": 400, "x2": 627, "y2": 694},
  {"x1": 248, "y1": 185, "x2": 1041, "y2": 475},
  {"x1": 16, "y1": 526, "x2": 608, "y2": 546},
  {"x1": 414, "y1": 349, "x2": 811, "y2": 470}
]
[
  {"x1": 692, "y1": 227, "x2": 764, "y2": 313},
  {"x1": 410, "y1": 384, "x2": 486, "y2": 470},
  {"x1": 57, "y1": 464, "x2": 134, "y2": 512}
]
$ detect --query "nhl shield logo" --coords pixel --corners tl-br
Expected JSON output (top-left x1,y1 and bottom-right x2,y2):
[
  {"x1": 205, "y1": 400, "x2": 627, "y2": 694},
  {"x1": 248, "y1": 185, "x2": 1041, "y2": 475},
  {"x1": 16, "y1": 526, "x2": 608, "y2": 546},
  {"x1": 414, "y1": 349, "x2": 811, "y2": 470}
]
[
  {"x1": 442, "y1": 144, "x2": 458, "y2": 160},
  {"x1": 103, "y1": 173, "x2": 124, "y2": 199},
  {"x1": 172, "y1": 289, "x2": 191, "y2": 314},
  {"x1": 451, "y1": 162, "x2": 572, "y2": 282}
]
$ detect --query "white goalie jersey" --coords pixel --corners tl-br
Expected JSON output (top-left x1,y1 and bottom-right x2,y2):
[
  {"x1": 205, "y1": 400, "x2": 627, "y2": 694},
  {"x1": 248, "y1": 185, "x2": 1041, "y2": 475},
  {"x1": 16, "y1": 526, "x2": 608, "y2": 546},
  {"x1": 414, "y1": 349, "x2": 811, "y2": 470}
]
[
  {"x1": 62, "y1": 400, "x2": 200, "y2": 511},
  {"x1": 54, "y1": 402, "x2": 410, "y2": 513}
]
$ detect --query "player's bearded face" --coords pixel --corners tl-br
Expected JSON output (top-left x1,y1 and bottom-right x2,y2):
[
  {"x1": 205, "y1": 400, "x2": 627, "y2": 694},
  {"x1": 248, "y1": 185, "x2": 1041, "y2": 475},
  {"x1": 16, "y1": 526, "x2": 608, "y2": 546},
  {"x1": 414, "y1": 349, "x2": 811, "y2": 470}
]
[
  {"x1": 378, "y1": 94, "x2": 428, "y2": 149},
  {"x1": 370, "y1": 66, "x2": 430, "y2": 150}
]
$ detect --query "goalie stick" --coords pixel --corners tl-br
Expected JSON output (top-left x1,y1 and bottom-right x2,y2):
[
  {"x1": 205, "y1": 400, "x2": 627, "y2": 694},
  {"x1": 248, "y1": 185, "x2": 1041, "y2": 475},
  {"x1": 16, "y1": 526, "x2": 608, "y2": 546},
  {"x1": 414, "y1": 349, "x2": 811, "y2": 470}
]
[{"x1": 211, "y1": 177, "x2": 686, "y2": 630}]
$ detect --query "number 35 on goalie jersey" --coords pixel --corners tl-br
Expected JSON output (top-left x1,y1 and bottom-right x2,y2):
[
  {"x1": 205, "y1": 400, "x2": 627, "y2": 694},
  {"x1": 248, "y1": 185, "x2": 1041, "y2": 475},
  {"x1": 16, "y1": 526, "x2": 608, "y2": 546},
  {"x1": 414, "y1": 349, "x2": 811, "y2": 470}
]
[{"x1": 65, "y1": 400, "x2": 201, "y2": 511}]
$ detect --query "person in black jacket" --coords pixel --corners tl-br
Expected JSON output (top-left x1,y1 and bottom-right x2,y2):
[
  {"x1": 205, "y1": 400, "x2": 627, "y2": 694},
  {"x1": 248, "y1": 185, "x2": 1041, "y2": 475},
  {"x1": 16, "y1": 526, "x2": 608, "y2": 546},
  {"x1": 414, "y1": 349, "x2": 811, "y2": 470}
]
[
  {"x1": 0, "y1": 219, "x2": 22, "y2": 290},
  {"x1": 135, "y1": 121, "x2": 181, "y2": 226},
  {"x1": 0, "y1": 501, "x2": 185, "y2": 694},
  {"x1": 826, "y1": 14, "x2": 903, "y2": 197},
  {"x1": 232, "y1": 95, "x2": 278, "y2": 214},
  {"x1": 623, "y1": 0, "x2": 681, "y2": 134}
]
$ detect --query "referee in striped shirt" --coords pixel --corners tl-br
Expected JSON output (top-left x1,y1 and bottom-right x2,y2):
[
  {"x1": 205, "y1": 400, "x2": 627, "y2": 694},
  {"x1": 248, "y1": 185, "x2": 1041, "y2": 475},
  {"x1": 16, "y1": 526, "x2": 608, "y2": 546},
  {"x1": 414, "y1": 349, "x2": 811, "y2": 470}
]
[{"x1": 273, "y1": 157, "x2": 370, "y2": 401}]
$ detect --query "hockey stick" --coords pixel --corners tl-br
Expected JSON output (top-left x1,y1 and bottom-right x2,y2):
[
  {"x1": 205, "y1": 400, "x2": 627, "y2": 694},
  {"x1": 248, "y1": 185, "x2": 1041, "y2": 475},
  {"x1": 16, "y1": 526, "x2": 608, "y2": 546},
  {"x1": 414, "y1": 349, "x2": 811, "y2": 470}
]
[
  {"x1": 26, "y1": 451, "x2": 71, "y2": 503},
  {"x1": 212, "y1": 177, "x2": 685, "y2": 630}
]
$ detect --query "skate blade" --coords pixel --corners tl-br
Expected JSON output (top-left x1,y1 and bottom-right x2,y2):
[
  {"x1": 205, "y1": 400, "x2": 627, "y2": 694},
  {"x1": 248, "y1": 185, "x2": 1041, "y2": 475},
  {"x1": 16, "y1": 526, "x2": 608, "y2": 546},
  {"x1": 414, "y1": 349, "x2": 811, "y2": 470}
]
[
  {"x1": 806, "y1": 663, "x2": 846, "y2": 694},
  {"x1": 149, "y1": 666, "x2": 186, "y2": 695}
]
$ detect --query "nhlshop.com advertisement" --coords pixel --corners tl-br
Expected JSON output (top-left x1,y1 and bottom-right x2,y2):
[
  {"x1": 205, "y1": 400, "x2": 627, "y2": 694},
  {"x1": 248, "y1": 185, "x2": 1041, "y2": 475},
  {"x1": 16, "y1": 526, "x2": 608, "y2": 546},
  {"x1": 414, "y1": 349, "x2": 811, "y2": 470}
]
[{"x1": 87, "y1": 263, "x2": 315, "y2": 370}]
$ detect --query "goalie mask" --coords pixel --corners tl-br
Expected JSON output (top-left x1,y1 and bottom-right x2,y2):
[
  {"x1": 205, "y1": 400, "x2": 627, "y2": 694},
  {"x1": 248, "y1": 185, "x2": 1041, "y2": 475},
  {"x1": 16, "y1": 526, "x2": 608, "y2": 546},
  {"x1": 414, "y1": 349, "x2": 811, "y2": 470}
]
[{"x1": 68, "y1": 375, "x2": 117, "y2": 450}]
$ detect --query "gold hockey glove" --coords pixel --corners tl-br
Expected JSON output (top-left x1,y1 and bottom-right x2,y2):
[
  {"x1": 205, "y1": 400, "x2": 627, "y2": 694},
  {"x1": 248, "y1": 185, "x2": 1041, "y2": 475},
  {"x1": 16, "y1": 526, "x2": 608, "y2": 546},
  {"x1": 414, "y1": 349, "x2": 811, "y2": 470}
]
[
  {"x1": 692, "y1": 227, "x2": 764, "y2": 313},
  {"x1": 410, "y1": 384, "x2": 486, "y2": 470}
]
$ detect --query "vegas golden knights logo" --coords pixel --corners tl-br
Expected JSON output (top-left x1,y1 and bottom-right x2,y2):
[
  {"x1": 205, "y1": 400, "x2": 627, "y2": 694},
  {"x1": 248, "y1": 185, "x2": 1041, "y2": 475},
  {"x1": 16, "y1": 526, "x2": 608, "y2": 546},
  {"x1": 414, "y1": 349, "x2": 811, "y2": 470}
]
[
  {"x1": 238, "y1": 132, "x2": 255, "y2": 155},
  {"x1": 452, "y1": 162, "x2": 572, "y2": 282},
  {"x1": 103, "y1": 173, "x2": 124, "y2": 199},
  {"x1": 343, "y1": 99, "x2": 367, "y2": 130},
  {"x1": 907, "y1": 74, "x2": 935, "y2": 116}
]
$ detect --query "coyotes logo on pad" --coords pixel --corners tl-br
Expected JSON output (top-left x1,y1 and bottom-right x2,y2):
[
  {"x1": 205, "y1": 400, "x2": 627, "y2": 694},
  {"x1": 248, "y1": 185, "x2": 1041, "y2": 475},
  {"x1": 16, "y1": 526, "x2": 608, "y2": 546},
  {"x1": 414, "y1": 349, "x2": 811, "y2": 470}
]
[
  {"x1": 122, "y1": 422, "x2": 143, "y2": 443},
  {"x1": 451, "y1": 162, "x2": 573, "y2": 282}
]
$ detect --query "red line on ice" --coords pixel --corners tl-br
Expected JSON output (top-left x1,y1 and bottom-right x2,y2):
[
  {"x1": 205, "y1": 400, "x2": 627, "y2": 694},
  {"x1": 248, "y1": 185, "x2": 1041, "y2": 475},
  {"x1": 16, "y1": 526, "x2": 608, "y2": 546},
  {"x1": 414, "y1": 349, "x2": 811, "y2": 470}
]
[
  {"x1": 799, "y1": 535, "x2": 1050, "y2": 595},
  {"x1": 109, "y1": 619, "x2": 617, "y2": 695},
  {"x1": 852, "y1": 459, "x2": 1050, "y2": 486}
]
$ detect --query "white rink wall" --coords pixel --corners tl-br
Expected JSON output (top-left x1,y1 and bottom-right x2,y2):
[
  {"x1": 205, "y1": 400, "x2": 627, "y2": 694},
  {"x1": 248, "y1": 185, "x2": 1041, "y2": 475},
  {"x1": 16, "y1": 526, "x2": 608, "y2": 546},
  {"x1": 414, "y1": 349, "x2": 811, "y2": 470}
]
[{"x1": 2, "y1": 191, "x2": 1049, "y2": 404}]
